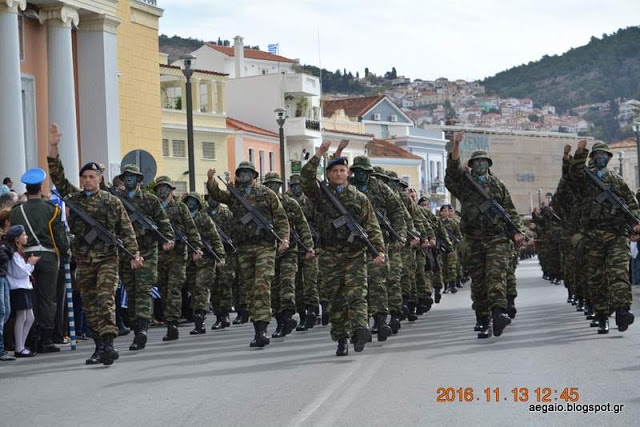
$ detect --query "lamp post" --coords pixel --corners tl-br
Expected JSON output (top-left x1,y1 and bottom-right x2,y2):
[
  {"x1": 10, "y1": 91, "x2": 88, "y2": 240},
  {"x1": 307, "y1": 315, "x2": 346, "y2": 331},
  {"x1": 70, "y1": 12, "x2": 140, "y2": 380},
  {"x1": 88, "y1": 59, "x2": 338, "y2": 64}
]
[
  {"x1": 180, "y1": 54, "x2": 196, "y2": 192},
  {"x1": 537, "y1": 188, "x2": 542, "y2": 207},
  {"x1": 634, "y1": 122, "x2": 640, "y2": 187},
  {"x1": 618, "y1": 151, "x2": 624, "y2": 177},
  {"x1": 275, "y1": 108, "x2": 287, "y2": 191}
]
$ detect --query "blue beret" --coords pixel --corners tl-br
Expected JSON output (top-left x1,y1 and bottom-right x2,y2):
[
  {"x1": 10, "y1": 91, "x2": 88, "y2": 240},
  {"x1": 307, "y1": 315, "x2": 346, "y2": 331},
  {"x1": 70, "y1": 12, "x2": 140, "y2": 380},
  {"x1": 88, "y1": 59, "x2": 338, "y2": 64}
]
[
  {"x1": 327, "y1": 156, "x2": 348, "y2": 171},
  {"x1": 21, "y1": 168, "x2": 46, "y2": 185},
  {"x1": 79, "y1": 162, "x2": 102, "y2": 176}
]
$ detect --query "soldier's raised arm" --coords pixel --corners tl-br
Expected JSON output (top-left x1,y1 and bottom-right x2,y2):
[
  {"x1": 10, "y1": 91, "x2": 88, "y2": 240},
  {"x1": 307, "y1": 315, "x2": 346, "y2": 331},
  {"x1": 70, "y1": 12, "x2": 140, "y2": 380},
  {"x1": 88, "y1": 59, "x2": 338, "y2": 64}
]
[
  {"x1": 47, "y1": 123, "x2": 80, "y2": 196},
  {"x1": 444, "y1": 132, "x2": 465, "y2": 200},
  {"x1": 206, "y1": 168, "x2": 233, "y2": 205},
  {"x1": 301, "y1": 141, "x2": 331, "y2": 203}
]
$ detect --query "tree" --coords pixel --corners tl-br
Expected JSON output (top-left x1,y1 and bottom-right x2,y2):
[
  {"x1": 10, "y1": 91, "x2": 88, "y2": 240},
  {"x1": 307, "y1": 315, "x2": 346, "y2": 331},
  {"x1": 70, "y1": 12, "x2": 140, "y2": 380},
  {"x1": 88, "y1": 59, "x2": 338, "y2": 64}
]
[
  {"x1": 356, "y1": 71, "x2": 360, "y2": 79},
  {"x1": 391, "y1": 67, "x2": 397, "y2": 79},
  {"x1": 364, "y1": 67, "x2": 369, "y2": 77}
]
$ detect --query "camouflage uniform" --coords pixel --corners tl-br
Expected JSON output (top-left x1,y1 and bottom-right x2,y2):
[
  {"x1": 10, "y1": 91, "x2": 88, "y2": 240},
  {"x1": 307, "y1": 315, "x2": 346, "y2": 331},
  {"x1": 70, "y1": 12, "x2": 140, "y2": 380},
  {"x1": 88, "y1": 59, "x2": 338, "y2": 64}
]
[
  {"x1": 440, "y1": 215, "x2": 461, "y2": 292},
  {"x1": 569, "y1": 142, "x2": 637, "y2": 332},
  {"x1": 417, "y1": 204, "x2": 444, "y2": 310},
  {"x1": 301, "y1": 156, "x2": 385, "y2": 349},
  {"x1": 48, "y1": 156, "x2": 139, "y2": 363},
  {"x1": 207, "y1": 202, "x2": 236, "y2": 325},
  {"x1": 155, "y1": 177, "x2": 202, "y2": 340},
  {"x1": 207, "y1": 162, "x2": 289, "y2": 347},
  {"x1": 445, "y1": 150, "x2": 522, "y2": 338}
]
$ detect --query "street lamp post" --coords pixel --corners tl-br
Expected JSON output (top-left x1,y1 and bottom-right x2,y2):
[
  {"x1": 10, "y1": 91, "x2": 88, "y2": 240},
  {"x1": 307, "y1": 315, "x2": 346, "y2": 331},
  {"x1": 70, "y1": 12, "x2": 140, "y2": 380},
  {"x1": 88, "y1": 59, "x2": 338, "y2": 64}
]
[
  {"x1": 634, "y1": 122, "x2": 640, "y2": 187},
  {"x1": 275, "y1": 108, "x2": 287, "y2": 192},
  {"x1": 537, "y1": 188, "x2": 542, "y2": 207},
  {"x1": 180, "y1": 54, "x2": 196, "y2": 192},
  {"x1": 618, "y1": 151, "x2": 624, "y2": 177}
]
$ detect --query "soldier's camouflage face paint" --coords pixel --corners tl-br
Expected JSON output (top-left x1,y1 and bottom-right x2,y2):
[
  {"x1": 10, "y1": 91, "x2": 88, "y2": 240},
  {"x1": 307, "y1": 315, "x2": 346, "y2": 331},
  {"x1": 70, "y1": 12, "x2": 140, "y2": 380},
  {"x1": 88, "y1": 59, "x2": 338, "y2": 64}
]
[
  {"x1": 353, "y1": 169, "x2": 370, "y2": 186},
  {"x1": 208, "y1": 197, "x2": 219, "y2": 208},
  {"x1": 265, "y1": 182, "x2": 281, "y2": 193},
  {"x1": 185, "y1": 197, "x2": 200, "y2": 213},
  {"x1": 290, "y1": 184, "x2": 303, "y2": 197},
  {"x1": 593, "y1": 151, "x2": 610, "y2": 169},
  {"x1": 123, "y1": 173, "x2": 138, "y2": 191},
  {"x1": 471, "y1": 159, "x2": 489, "y2": 176},
  {"x1": 236, "y1": 170, "x2": 254, "y2": 185},
  {"x1": 388, "y1": 180, "x2": 398, "y2": 190},
  {"x1": 155, "y1": 184, "x2": 172, "y2": 200}
]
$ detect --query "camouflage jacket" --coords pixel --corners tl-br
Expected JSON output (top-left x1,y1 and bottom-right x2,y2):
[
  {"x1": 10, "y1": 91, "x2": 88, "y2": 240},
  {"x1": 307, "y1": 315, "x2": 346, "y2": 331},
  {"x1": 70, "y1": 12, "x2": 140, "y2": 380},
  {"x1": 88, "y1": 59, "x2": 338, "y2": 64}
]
[
  {"x1": 207, "y1": 204, "x2": 233, "y2": 234},
  {"x1": 111, "y1": 188, "x2": 174, "y2": 254},
  {"x1": 445, "y1": 156, "x2": 522, "y2": 240},
  {"x1": 440, "y1": 217, "x2": 462, "y2": 245},
  {"x1": 286, "y1": 191, "x2": 319, "y2": 244},
  {"x1": 301, "y1": 156, "x2": 384, "y2": 254},
  {"x1": 552, "y1": 157, "x2": 580, "y2": 233},
  {"x1": 279, "y1": 194, "x2": 313, "y2": 252},
  {"x1": 47, "y1": 156, "x2": 139, "y2": 261},
  {"x1": 207, "y1": 180, "x2": 289, "y2": 246},
  {"x1": 9, "y1": 198, "x2": 69, "y2": 256},
  {"x1": 398, "y1": 191, "x2": 434, "y2": 241},
  {"x1": 353, "y1": 176, "x2": 407, "y2": 243},
  {"x1": 193, "y1": 209, "x2": 224, "y2": 265},
  {"x1": 162, "y1": 198, "x2": 202, "y2": 254},
  {"x1": 420, "y1": 207, "x2": 450, "y2": 245},
  {"x1": 569, "y1": 148, "x2": 640, "y2": 234}
]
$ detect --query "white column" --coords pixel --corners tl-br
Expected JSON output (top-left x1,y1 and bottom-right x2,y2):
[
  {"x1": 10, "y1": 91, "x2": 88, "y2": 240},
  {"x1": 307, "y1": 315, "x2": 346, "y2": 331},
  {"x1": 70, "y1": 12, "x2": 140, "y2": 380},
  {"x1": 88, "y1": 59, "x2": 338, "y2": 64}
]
[
  {"x1": 217, "y1": 80, "x2": 226, "y2": 115},
  {"x1": 191, "y1": 77, "x2": 201, "y2": 113},
  {"x1": 40, "y1": 6, "x2": 80, "y2": 183},
  {"x1": 77, "y1": 14, "x2": 121, "y2": 181},
  {"x1": 0, "y1": 0, "x2": 26, "y2": 191}
]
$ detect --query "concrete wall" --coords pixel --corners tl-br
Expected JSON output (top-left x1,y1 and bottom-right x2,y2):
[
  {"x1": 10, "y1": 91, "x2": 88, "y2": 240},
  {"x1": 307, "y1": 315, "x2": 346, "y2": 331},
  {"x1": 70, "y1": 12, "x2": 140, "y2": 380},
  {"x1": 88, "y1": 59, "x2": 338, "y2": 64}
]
[{"x1": 226, "y1": 73, "x2": 284, "y2": 133}]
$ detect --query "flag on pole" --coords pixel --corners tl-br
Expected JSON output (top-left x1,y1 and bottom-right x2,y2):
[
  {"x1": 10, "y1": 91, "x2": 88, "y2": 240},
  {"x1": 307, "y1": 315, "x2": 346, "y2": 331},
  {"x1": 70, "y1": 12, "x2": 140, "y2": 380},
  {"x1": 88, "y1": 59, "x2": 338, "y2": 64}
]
[
  {"x1": 268, "y1": 43, "x2": 278, "y2": 54},
  {"x1": 49, "y1": 184, "x2": 67, "y2": 225}
]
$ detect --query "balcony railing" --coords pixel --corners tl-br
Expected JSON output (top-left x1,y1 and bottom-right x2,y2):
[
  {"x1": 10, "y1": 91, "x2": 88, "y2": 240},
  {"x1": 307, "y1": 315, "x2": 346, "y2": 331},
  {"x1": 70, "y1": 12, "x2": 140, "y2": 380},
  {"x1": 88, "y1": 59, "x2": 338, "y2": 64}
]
[
  {"x1": 135, "y1": 0, "x2": 157, "y2": 6},
  {"x1": 305, "y1": 119, "x2": 320, "y2": 131}
]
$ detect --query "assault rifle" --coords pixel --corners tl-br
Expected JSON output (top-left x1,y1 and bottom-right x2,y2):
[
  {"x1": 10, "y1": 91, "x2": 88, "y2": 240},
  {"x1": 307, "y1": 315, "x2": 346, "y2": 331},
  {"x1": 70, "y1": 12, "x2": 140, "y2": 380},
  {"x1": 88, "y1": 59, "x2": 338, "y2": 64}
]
[
  {"x1": 318, "y1": 180, "x2": 380, "y2": 258},
  {"x1": 445, "y1": 229, "x2": 460, "y2": 245},
  {"x1": 201, "y1": 240, "x2": 223, "y2": 263},
  {"x1": 215, "y1": 225, "x2": 236, "y2": 254},
  {"x1": 171, "y1": 222, "x2": 200, "y2": 254},
  {"x1": 217, "y1": 177, "x2": 283, "y2": 244},
  {"x1": 106, "y1": 187, "x2": 172, "y2": 244},
  {"x1": 463, "y1": 172, "x2": 529, "y2": 242},
  {"x1": 52, "y1": 190, "x2": 136, "y2": 259},
  {"x1": 541, "y1": 206, "x2": 562, "y2": 224},
  {"x1": 290, "y1": 228, "x2": 310, "y2": 253},
  {"x1": 584, "y1": 166, "x2": 640, "y2": 235},
  {"x1": 375, "y1": 208, "x2": 405, "y2": 244}
]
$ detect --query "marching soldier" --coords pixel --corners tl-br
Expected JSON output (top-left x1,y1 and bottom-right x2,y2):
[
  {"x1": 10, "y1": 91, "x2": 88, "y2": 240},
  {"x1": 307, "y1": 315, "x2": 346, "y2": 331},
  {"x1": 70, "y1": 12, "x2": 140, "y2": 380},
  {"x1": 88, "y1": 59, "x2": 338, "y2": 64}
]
[
  {"x1": 206, "y1": 162, "x2": 290, "y2": 348},
  {"x1": 48, "y1": 123, "x2": 143, "y2": 365}
]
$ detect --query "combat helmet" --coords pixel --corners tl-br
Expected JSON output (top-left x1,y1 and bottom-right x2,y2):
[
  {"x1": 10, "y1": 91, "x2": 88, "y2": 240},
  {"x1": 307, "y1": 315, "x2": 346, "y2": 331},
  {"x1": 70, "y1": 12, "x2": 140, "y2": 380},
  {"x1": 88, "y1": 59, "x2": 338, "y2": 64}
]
[
  {"x1": 263, "y1": 172, "x2": 283, "y2": 184},
  {"x1": 386, "y1": 171, "x2": 400, "y2": 181},
  {"x1": 589, "y1": 142, "x2": 613, "y2": 157},
  {"x1": 154, "y1": 175, "x2": 176, "y2": 190},
  {"x1": 350, "y1": 156, "x2": 373, "y2": 171},
  {"x1": 119, "y1": 164, "x2": 144, "y2": 181},
  {"x1": 236, "y1": 161, "x2": 259, "y2": 178},
  {"x1": 289, "y1": 174, "x2": 301, "y2": 185},
  {"x1": 183, "y1": 191, "x2": 203, "y2": 208},
  {"x1": 468, "y1": 150, "x2": 493, "y2": 167}
]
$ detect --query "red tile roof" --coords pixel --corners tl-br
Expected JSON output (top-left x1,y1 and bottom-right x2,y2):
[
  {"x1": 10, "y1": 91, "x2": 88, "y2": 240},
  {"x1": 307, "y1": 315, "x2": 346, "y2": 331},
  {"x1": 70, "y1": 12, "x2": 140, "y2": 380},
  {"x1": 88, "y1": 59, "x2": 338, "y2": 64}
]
[
  {"x1": 367, "y1": 139, "x2": 422, "y2": 160},
  {"x1": 204, "y1": 43, "x2": 297, "y2": 63},
  {"x1": 227, "y1": 117, "x2": 278, "y2": 138},
  {"x1": 322, "y1": 95, "x2": 386, "y2": 118}
]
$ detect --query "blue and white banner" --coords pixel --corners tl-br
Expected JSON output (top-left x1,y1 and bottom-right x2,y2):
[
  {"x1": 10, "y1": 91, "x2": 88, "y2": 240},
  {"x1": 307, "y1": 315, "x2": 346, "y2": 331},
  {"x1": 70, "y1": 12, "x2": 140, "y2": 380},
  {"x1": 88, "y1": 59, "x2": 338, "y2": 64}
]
[
  {"x1": 268, "y1": 43, "x2": 278, "y2": 54},
  {"x1": 49, "y1": 185, "x2": 67, "y2": 226}
]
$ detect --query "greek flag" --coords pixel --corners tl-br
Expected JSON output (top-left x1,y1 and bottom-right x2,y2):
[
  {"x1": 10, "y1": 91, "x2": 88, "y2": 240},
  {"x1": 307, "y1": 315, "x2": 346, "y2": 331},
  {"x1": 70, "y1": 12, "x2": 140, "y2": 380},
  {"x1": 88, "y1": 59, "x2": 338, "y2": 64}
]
[
  {"x1": 118, "y1": 282, "x2": 128, "y2": 308},
  {"x1": 49, "y1": 185, "x2": 67, "y2": 226},
  {"x1": 268, "y1": 44, "x2": 278, "y2": 54},
  {"x1": 151, "y1": 286, "x2": 161, "y2": 299}
]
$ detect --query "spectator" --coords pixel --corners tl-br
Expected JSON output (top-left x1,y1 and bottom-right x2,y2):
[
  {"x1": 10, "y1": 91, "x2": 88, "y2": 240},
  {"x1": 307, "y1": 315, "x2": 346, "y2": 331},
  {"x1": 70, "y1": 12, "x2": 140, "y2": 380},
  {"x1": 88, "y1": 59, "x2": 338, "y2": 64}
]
[
  {"x1": 0, "y1": 184, "x2": 9, "y2": 196},
  {"x1": 2, "y1": 177, "x2": 13, "y2": 191},
  {"x1": 631, "y1": 242, "x2": 640, "y2": 286},
  {"x1": 0, "y1": 212, "x2": 14, "y2": 361},
  {"x1": 6, "y1": 225, "x2": 39, "y2": 357}
]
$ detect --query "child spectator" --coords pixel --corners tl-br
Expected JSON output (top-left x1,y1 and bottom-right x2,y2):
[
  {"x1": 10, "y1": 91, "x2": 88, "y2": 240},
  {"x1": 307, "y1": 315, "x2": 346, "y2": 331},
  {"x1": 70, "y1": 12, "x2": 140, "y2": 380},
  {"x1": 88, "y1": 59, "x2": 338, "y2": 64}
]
[
  {"x1": 6, "y1": 225, "x2": 40, "y2": 357},
  {"x1": 0, "y1": 211, "x2": 14, "y2": 361}
]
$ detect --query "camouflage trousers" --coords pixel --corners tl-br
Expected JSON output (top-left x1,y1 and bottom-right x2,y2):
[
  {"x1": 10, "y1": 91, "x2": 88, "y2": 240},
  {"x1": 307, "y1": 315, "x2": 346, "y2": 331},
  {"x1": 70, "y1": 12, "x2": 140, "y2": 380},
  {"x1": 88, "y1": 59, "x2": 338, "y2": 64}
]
[
  {"x1": 387, "y1": 245, "x2": 403, "y2": 314},
  {"x1": 415, "y1": 249, "x2": 431, "y2": 299},
  {"x1": 466, "y1": 237, "x2": 510, "y2": 316},
  {"x1": 506, "y1": 246, "x2": 518, "y2": 297},
  {"x1": 572, "y1": 235, "x2": 587, "y2": 300},
  {"x1": 187, "y1": 258, "x2": 216, "y2": 314},
  {"x1": 119, "y1": 250, "x2": 157, "y2": 322},
  {"x1": 317, "y1": 249, "x2": 333, "y2": 306},
  {"x1": 431, "y1": 254, "x2": 444, "y2": 292},
  {"x1": 295, "y1": 251, "x2": 319, "y2": 311},
  {"x1": 158, "y1": 249, "x2": 188, "y2": 323},
  {"x1": 583, "y1": 230, "x2": 633, "y2": 314},
  {"x1": 367, "y1": 244, "x2": 389, "y2": 316},
  {"x1": 400, "y1": 246, "x2": 416, "y2": 299},
  {"x1": 236, "y1": 243, "x2": 275, "y2": 323},
  {"x1": 212, "y1": 254, "x2": 235, "y2": 315},
  {"x1": 442, "y1": 251, "x2": 458, "y2": 283},
  {"x1": 561, "y1": 232, "x2": 577, "y2": 296},
  {"x1": 546, "y1": 238, "x2": 563, "y2": 278},
  {"x1": 76, "y1": 255, "x2": 119, "y2": 337},
  {"x1": 322, "y1": 247, "x2": 368, "y2": 341},
  {"x1": 272, "y1": 249, "x2": 298, "y2": 314}
]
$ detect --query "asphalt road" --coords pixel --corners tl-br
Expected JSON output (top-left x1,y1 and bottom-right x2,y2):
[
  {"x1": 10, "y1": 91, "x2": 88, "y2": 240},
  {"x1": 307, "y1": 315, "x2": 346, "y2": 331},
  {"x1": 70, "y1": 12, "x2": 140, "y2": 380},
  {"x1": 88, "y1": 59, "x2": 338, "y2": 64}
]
[{"x1": 1, "y1": 258, "x2": 639, "y2": 426}]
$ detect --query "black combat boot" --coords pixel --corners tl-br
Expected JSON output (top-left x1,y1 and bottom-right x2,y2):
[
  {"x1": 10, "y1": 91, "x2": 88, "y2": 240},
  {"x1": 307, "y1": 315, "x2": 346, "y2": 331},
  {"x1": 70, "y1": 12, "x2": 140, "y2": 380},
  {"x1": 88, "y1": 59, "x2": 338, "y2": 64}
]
[
  {"x1": 474, "y1": 313, "x2": 482, "y2": 332},
  {"x1": 406, "y1": 302, "x2": 418, "y2": 322},
  {"x1": 566, "y1": 289, "x2": 573, "y2": 304},
  {"x1": 282, "y1": 310, "x2": 298, "y2": 336},
  {"x1": 212, "y1": 313, "x2": 231, "y2": 330},
  {"x1": 597, "y1": 313, "x2": 609, "y2": 334},
  {"x1": 296, "y1": 310, "x2": 308, "y2": 331},
  {"x1": 477, "y1": 315, "x2": 492, "y2": 339},
  {"x1": 389, "y1": 312, "x2": 401, "y2": 335},
  {"x1": 352, "y1": 327, "x2": 371, "y2": 353},
  {"x1": 101, "y1": 335, "x2": 119, "y2": 366},
  {"x1": 375, "y1": 313, "x2": 392, "y2": 342},
  {"x1": 400, "y1": 296, "x2": 409, "y2": 320},
  {"x1": 336, "y1": 337, "x2": 349, "y2": 356},
  {"x1": 615, "y1": 307, "x2": 634, "y2": 332},
  {"x1": 449, "y1": 281, "x2": 458, "y2": 294},
  {"x1": 85, "y1": 338, "x2": 103, "y2": 365},
  {"x1": 233, "y1": 308, "x2": 249, "y2": 325},
  {"x1": 456, "y1": 277, "x2": 463, "y2": 288},
  {"x1": 117, "y1": 312, "x2": 130, "y2": 336},
  {"x1": 130, "y1": 319, "x2": 148, "y2": 351},
  {"x1": 434, "y1": 288, "x2": 442, "y2": 304},
  {"x1": 491, "y1": 307, "x2": 511, "y2": 337},
  {"x1": 415, "y1": 302, "x2": 426, "y2": 316},
  {"x1": 416, "y1": 298, "x2": 429, "y2": 315},
  {"x1": 250, "y1": 321, "x2": 270, "y2": 348},
  {"x1": 443, "y1": 284, "x2": 450, "y2": 294},
  {"x1": 190, "y1": 311, "x2": 207, "y2": 335},
  {"x1": 542, "y1": 272, "x2": 549, "y2": 280},
  {"x1": 506, "y1": 295, "x2": 517, "y2": 319},
  {"x1": 38, "y1": 329, "x2": 61, "y2": 353},
  {"x1": 321, "y1": 303, "x2": 330, "y2": 326},
  {"x1": 162, "y1": 322, "x2": 179, "y2": 341},
  {"x1": 304, "y1": 306, "x2": 317, "y2": 329},
  {"x1": 272, "y1": 313, "x2": 286, "y2": 338}
]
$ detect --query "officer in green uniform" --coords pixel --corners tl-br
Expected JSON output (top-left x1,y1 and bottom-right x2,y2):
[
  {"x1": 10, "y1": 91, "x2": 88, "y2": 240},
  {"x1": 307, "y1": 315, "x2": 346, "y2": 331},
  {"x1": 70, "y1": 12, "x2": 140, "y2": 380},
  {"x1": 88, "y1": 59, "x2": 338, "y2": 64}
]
[
  {"x1": 207, "y1": 162, "x2": 290, "y2": 348},
  {"x1": 10, "y1": 168, "x2": 68, "y2": 353},
  {"x1": 47, "y1": 123, "x2": 142, "y2": 365}
]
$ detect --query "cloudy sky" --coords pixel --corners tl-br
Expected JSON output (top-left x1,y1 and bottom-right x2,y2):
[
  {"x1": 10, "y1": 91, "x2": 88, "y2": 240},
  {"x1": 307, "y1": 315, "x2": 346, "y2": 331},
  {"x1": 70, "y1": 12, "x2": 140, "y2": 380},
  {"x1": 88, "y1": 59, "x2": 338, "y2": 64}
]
[{"x1": 158, "y1": 0, "x2": 640, "y2": 81}]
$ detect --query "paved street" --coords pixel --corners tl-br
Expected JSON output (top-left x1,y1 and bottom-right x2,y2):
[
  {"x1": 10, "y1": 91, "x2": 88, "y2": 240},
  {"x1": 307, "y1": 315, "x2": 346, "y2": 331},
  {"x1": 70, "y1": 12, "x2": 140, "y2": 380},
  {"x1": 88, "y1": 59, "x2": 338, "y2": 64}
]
[{"x1": 1, "y1": 258, "x2": 639, "y2": 426}]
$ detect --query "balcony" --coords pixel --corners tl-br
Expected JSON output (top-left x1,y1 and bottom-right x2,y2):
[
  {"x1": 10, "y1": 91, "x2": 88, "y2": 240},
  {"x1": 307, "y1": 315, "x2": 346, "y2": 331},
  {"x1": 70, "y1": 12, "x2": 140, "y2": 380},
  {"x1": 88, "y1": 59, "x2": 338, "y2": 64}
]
[
  {"x1": 285, "y1": 117, "x2": 322, "y2": 139},
  {"x1": 284, "y1": 73, "x2": 320, "y2": 97}
]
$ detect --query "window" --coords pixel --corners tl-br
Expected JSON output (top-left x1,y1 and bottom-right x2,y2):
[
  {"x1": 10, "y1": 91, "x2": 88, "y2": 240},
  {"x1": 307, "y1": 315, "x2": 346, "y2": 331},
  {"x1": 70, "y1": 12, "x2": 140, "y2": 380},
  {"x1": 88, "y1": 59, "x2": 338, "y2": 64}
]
[
  {"x1": 165, "y1": 86, "x2": 182, "y2": 109},
  {"x1": 248, "y1": 148, "x2": 255, "y2": 163},
  {"x1": 172, "y1": 140, "x2": 186, "y2": 157},
  {"x1": 174, "y1": 181, "x2": 187, "y2": 195},
  {"x1": 162, "y1": 139, "x2": 169, "y2": 157},
  {"x1": 259, "y1": 150, "x2": 265, "y2": 178},
  {"x1": 202, "y1": 142, "x2": 215, "y2": 159},
  {"x1": 269, "y1": 152, "x2": 274, "y2": 172},
  {"x1": 516, "y1": 173, "x2": 535, "y2": 183},
  {"x1": 381, "y1": 124, "x2": 389, "y2": 139}
]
